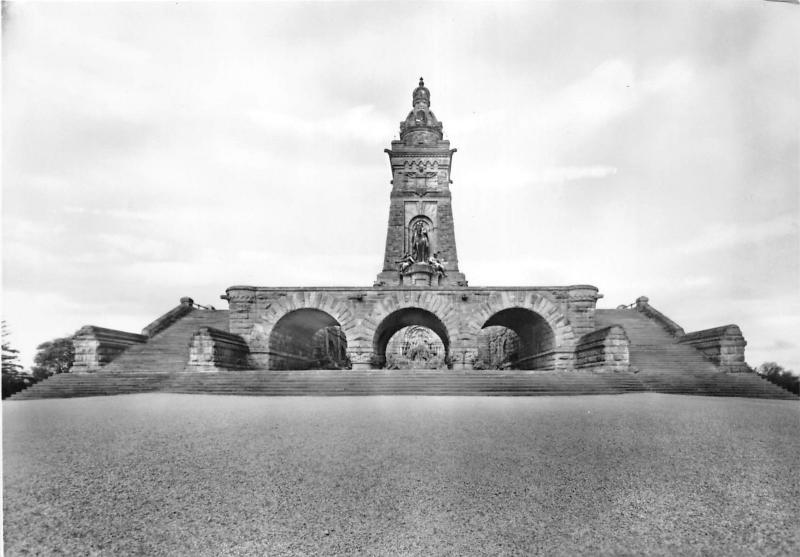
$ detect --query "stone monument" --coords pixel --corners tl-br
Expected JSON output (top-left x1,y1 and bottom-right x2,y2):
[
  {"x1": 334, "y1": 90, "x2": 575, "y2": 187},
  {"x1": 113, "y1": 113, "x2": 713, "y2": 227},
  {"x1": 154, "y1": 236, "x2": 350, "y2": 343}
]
[{"x1": 65, "y1": 78, "x2": 753, "y2": 383}]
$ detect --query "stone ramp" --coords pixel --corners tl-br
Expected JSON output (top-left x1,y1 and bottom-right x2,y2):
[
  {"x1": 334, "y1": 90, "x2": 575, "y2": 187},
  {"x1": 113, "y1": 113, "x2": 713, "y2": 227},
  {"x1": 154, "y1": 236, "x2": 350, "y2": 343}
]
[
  {"x1": 101, "y1": 309, "x2": 229, "y2": 373},
  {"x1": 595, "y1": 309, "x2": 797, "y2": 399}
]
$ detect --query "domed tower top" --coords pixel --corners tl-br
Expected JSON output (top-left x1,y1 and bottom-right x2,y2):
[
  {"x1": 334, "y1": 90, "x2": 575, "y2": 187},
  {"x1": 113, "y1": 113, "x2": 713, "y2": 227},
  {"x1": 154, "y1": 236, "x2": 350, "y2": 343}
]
[
  {"x1": 413, "y1": 77, "x2": 431, "y2": 108},
  {"x1": 400, "y1": 77, "x2": 443, "y2": 145}
]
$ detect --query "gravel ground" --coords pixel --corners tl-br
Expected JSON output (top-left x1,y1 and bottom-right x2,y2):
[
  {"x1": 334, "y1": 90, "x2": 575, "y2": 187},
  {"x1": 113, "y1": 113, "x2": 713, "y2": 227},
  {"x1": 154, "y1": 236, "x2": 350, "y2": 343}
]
[{"x1": 3, "y1": 394, "x2": 799, "y2": 556}]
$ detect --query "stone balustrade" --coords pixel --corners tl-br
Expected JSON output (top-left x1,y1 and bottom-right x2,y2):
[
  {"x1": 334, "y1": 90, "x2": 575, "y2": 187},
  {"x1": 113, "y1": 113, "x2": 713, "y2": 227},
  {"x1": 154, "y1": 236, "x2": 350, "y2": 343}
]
[
  {"x1": 141, "y1": 297, "x2": 196, "y2": 338},
  {"x1": 635, "y1": 296, "x2": 685, "y2": 337}
]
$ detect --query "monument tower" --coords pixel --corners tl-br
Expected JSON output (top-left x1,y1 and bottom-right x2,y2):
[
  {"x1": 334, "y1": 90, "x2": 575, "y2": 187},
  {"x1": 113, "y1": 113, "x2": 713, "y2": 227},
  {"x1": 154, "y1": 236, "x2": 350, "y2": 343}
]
[{"x1": 375, "y1": 78, "x2": 467, "y2": 288}]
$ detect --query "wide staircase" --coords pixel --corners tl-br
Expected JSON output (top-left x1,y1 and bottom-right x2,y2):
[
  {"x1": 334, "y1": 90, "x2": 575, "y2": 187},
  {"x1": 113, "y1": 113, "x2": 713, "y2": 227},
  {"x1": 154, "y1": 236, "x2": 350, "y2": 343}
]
[
  {"x1": 10, "y1": 369, "x2": 649, "y2": 399},
  {"x1": 160, "y1": 369, "x2": 647, "y2": 397},
  {"x1": 595, "y1": 309, "x2": 797, "y2": 399},
  {"x1": 9, "y1": 309, "x2": 228, "y2": 400},
  {"x1": 8, "y1": 372, "x2": 172, "y2": 400},
  {"x1": 101, "y1": 309, "x2": 229, "y2": 373}
]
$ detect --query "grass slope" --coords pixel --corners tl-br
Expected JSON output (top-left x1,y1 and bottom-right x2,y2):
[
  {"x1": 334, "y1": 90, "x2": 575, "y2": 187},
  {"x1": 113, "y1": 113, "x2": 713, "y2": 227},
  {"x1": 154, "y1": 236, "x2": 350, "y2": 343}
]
[{"x1": 3, "y1": 394, "x2": 799, "y2": 556}]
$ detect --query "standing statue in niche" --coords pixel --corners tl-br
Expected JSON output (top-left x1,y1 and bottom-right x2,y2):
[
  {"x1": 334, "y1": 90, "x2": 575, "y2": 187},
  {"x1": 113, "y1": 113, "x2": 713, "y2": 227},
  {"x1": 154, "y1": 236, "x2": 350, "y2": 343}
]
[{"x1": 411, "y1": 221, "x2": 430, "y2": 262}]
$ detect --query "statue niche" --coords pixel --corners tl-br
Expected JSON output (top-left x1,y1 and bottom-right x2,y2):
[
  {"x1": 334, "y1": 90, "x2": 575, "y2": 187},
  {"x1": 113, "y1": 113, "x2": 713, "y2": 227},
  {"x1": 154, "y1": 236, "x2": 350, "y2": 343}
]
[{"x1": 409, "y1": 219, "x2": 432, "y2": 263}]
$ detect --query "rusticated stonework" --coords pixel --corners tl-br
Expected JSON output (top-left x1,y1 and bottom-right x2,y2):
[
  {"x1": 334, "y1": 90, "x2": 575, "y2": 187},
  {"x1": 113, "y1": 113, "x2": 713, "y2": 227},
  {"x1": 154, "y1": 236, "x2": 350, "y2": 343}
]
[{"x1": 222, "y1": 286, "x2": 599, "y2": 371}]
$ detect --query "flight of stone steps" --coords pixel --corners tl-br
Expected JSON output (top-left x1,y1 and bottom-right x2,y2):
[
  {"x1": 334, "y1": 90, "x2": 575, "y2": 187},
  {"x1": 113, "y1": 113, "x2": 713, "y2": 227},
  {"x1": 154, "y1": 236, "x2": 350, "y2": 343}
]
[
  {"x1": 160, "y1": 369, "x2": 648, "y2": 397},
  {"x1": 101, "y1": 309, "x2": 230, "y2": 373},
  {"x1": 9, "y1": 372, "x2": 172, "y2": 400},
  {"x1": 595, "y1": 309, "x2": 797, "y2": 399},
  {"x1": 10, "y1": 370, "x2": 648, "y2": 399}
]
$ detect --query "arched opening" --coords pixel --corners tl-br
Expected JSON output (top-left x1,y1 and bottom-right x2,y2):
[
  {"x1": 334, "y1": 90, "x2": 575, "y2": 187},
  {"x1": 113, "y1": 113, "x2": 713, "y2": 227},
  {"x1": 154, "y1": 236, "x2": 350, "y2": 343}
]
[
  {"x1": 373, "y1": 308, "x2": 450, "y2": 369},
  {"x1": 476, "y1": 326, "x2": 521, "y2": 370},
  {"x1": 385, "y1": 326, "x2": 446, "y2": 369},
  {"x1": 268, "y1": 309, "x2": 348, "y2": 370},
  {"x1": 479, "y1": 308, "x2": 555, "y2": 370}
]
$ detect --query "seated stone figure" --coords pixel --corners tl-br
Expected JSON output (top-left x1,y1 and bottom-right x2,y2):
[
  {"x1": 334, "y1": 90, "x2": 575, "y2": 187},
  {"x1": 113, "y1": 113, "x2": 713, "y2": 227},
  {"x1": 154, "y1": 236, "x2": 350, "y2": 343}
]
[
  {"x1": 396, "y1": 253, "x2": 415, "y2": 274},
  {"x1": 428, "y1": 253, "x2": 447, "y2": 277}
]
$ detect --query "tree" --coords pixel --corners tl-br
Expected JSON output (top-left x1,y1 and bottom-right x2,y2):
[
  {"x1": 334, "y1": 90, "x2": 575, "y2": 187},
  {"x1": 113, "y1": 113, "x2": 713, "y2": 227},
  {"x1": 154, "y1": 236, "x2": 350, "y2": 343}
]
[
  {"x1": 2, "y1": 320, "x2": 23, "y2": 374},
  {"x1": 31, "y1": 336, "x2": 75, "y2": 380},
  {"x1": 2, "y1": 321, "x2": 33, "y2": 398},
  {"x1": 756, "y1": 362, "x2": 799, "y2": 395}
]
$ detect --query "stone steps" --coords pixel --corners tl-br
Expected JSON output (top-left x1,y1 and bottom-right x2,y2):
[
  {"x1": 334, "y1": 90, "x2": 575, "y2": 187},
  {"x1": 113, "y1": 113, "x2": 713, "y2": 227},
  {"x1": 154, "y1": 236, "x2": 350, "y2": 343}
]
[
  {"x1": 9, "y1": 369, "x2": 796, "y2": 400},
  {"x1": 10, "y1": 371, "x2": 646, "y2": 399},
  {"x1": 101, "y1": 310, "x2": 229, "y2": 373},
  {"x1": 593, "y1": 309, "x2": 796, "y2": 399},
  {"x1": 9, "y1": 373, "x2": 172, "y2": 400}
]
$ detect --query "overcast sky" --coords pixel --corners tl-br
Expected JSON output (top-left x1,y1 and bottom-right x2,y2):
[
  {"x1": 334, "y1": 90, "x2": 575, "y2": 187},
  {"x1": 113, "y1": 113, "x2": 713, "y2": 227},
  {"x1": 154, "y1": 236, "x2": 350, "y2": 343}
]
[{"x1": 3, "y1": 1, "x2": 798, "y2": 372}]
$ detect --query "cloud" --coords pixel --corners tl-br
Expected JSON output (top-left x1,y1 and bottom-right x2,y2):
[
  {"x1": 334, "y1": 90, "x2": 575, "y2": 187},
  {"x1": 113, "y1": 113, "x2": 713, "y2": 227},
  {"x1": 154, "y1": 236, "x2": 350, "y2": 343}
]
[
  {"x1": 531, "y1": 166, "x2": 618, "y2": 184},
  {"x1": 675, "y1": 214, "x2": 798, "y2": 256}
]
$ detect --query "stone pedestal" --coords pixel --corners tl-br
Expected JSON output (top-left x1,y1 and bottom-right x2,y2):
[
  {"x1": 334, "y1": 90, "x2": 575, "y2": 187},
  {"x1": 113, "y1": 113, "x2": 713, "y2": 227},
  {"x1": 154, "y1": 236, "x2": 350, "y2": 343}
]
[{"x1": 403, "y1": 263, "x2": 436, "y2": 286}]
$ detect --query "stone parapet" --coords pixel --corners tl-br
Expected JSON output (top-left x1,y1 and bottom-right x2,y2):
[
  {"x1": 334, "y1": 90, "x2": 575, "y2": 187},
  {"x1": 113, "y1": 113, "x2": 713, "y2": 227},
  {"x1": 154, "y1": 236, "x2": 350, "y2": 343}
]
[
  {"x1": 142, "y1": 297, "x2": 195, "y2": 338},
  {"x1": 679, "y1": 325, "x2": 748, "y2": 373},
  {"x1": 187, "y1": 327, "x2": 250, "y2": 372},
  {"x1": 70, "y1": 326, "x2": 147, "y2": 373},
  {"x1": 575, "y1": 326, "x2": 630, "y2": 372},
  {"x1": 635, "y1": 296, "x2": 685, "y2": 338}
]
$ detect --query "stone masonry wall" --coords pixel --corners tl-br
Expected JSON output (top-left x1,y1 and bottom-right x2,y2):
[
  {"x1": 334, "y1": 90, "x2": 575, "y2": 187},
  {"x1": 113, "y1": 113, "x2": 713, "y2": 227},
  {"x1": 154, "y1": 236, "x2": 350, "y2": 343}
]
[
  {"x1": 71, "y1": 326, "x2": 147, "y2": 373},
  {"x1": 575, "y1": 325, "x2": 630, "y2": 372},
  {"x1": 678, "y1": 325, "x2": 748, "y2": 373},
  {"x1": 223, "y1": 285, "x2": 602, "y2": 371},
  {"x1": 187, "y1": 327, "x2": 250, "y2": 372}
]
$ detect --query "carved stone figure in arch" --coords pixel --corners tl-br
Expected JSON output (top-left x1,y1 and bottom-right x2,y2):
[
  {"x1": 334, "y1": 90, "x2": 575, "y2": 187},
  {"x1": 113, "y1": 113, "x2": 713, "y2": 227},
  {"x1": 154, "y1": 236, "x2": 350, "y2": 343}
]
[{"x1": 408, "y1": 217, "x2": 433, "y2": 263}]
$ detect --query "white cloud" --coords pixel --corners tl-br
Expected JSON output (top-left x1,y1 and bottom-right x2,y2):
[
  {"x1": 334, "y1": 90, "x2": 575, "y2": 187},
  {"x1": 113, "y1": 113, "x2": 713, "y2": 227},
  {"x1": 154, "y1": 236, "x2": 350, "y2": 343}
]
[
  {"x1": 531, "y1": 166, "x2": 619, "y2": 184},
  {"x1": 675, "y1": 214, "x2": 797, "y2": 256}
]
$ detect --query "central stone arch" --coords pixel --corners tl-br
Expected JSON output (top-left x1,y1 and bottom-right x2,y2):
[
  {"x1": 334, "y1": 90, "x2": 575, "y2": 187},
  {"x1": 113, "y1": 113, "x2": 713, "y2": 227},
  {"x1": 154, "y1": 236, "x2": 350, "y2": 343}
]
[
  {"x1": 373, "y1": 307, "x2": 450, "y2": 369},
  {"x1": 364, "y1": 291, "x2": 460, "y2": 369}
]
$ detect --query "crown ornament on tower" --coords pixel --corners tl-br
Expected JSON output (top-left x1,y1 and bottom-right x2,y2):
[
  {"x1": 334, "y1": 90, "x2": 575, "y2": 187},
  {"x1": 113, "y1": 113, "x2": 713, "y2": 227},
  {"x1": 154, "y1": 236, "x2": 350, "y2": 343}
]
[{"x1": 400, "y1": 76, "x2": 443, "y2": 145}]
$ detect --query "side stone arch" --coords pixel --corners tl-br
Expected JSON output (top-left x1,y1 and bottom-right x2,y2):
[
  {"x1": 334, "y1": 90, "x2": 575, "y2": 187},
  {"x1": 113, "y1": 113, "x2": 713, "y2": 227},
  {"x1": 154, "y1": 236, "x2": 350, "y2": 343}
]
[
  {"x1": 461, "y1": 292, "x2": 578, "y2": 371},
  {"x1": 248, "y1": 291, "x2": 359, "y2": 369}
]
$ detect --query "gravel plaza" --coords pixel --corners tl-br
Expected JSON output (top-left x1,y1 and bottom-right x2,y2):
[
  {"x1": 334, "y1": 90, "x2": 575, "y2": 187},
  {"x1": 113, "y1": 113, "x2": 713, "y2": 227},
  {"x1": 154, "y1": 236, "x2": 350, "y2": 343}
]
[{"x1": 3, "y1": 393, "x2": 798, "y2": 556}]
